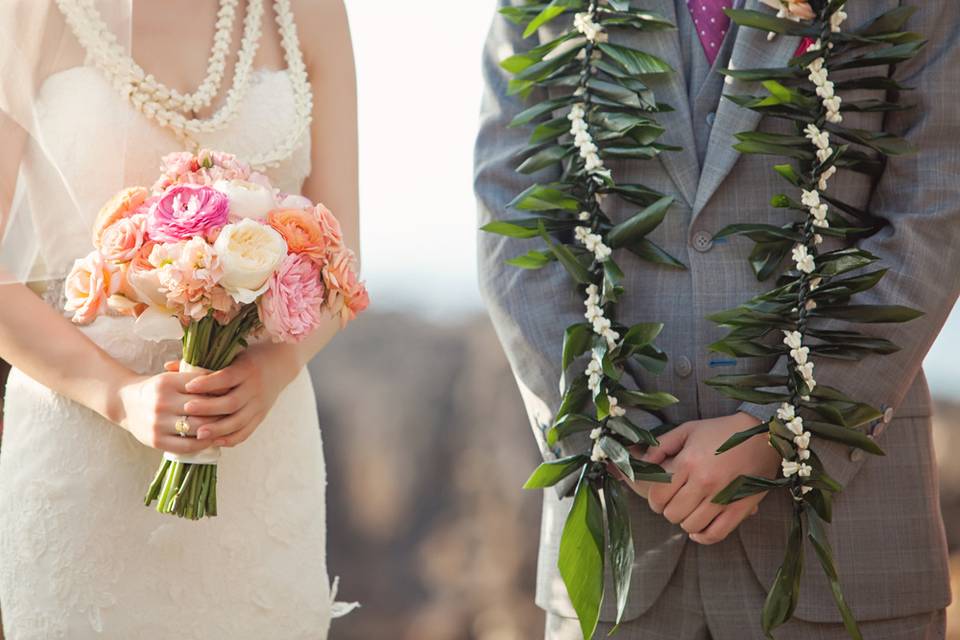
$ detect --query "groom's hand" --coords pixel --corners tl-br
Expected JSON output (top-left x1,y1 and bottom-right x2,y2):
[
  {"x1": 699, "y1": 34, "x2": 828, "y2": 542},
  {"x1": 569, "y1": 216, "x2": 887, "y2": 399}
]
[{"x1": 623, "y1": 413, "x2": 781, "y2": 545}]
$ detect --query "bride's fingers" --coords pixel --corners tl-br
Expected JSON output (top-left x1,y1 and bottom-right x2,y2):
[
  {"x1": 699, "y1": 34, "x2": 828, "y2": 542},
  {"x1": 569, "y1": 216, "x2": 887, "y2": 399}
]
[
  {"x1": 185, "y1": 366, "x2": 246, "y2": 394},
  {"x1": 215, "y1": 417, "x2": 261, "y2": 448},
  {"x1": 195, "y1": 405, "x2": 257, "y2": 442},
  {"x1": 157, "y1": 433, "x2": 215, "y2": 455},
  {"x1": 163, "y1": 360, "x2": 179, "y2": 372},
  {"x1": 183, "y1": 388, "x2": 248, "y2": 417}
]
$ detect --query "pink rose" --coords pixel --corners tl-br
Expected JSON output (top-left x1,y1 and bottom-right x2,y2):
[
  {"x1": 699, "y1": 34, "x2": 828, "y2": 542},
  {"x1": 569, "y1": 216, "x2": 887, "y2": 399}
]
[
  {"x1": 322, "y1": 248, "x2": 369, "y2": 328},
  {"x1": 64, "y1": 251, "x2": 121, "y2": 325},
  {"x1": 147, "y1": 185, "x2": 229, "y2": 242},
  {"x1": 259, "y1": 254, "x2": 327, "y2": 343},
  {"x1": 152, "y1": 150, "x2": 252, "y2": 191},
  {"x1": 99, "y1": 213, "x2": 147, "y2": 263}
]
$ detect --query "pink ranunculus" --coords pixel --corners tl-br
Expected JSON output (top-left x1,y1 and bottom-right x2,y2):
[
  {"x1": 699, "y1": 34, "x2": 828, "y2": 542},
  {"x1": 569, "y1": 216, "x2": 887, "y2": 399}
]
[
  {"x1": 322, "y1": 248, "x2": 369, "y2": 328},
  {"x1": 64, "y1": 251, "x2": 121, "y2": 325},
  {"x1": 147, "y1": 185, "x2": 229, "y2": 243},
  {"x1": 259, "y1": 254, "x2": 327, "y2": 343},
  {"x1": 151, "y1": 237, "x2": 225, "y2": 321},
  {"x1": 99, "y1": 213, "x2": 147, "y2": 263}
]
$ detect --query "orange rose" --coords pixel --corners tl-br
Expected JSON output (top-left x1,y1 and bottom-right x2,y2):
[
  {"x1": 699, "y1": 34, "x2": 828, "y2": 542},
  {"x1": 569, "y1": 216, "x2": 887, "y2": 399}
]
[
  {"x1": 92, "y1": 186, "x2": 149, "y2": 249},
  {"x1": 267, "y1": 208, "x2": 329, "y2": 260},
  {"x1": 124, "y1": 241, "x2": 167, "y2": 308}
]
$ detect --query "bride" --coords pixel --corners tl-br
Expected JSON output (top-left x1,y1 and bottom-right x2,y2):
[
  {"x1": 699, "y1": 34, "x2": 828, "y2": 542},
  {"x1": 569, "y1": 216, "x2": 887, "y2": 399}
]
[{"x1": 0, "y1": 1, "x2": 358, "y2": 637}]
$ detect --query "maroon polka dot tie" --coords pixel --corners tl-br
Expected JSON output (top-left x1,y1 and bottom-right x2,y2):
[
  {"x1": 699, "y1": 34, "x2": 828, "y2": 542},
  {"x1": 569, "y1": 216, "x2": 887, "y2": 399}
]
[{"x1": 687, "y1": 0, "x2": 732, "y2": 66}]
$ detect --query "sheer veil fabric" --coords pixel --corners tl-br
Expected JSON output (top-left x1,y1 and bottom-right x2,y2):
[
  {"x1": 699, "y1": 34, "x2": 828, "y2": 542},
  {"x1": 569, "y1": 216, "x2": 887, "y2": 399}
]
[
  {"x1": 0, "y1": 0, "x2": 134, "y2": 284},
  {"x1": 0, "y1": 2, "x2": 350, "y2": 638}
]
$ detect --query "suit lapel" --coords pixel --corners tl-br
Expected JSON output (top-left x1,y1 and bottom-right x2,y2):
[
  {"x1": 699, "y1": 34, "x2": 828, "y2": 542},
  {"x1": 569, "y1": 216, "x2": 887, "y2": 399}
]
[
  {"x1": 641, "y1": 0, "x2": 699, "y2": 208},
  {"x1": 691, "y1": 0, "x2": 800, "y2": 220}
]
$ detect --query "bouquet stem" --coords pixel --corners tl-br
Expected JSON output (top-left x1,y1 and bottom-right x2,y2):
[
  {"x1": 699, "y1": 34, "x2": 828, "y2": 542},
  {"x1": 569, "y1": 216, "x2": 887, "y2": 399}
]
[{"x1": 143, "y1": 305, "x2": 259, "y2": 519}]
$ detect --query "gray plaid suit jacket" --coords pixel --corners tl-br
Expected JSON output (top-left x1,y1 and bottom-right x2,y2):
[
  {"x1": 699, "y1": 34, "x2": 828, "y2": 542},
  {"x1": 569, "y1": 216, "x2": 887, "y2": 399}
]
[{"x1": 475, "y1": 0, "x2": 958, "y2": 626}]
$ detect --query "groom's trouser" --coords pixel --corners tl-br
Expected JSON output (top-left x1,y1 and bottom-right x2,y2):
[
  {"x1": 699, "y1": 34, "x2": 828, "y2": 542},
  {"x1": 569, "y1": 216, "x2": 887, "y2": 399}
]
[{"x1": 544, "y1": 536, "x2": 946, "y2": 640}]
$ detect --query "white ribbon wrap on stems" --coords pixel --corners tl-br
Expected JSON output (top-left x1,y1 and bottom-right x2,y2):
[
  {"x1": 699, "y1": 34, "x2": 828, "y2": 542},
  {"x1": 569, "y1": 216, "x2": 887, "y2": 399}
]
[{"x1": 163, "y1": 360, "x2": 223, "y2": 465}]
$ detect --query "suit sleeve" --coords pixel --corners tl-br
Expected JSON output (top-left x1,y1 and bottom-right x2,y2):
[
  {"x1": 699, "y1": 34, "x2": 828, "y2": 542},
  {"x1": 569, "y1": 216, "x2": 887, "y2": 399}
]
[
  {"x1": 474, "y1": 1, "x2": 589, "y2": 496},
  {"x1": 741, "y1": 1, "x2": 960, "y2": 476}
]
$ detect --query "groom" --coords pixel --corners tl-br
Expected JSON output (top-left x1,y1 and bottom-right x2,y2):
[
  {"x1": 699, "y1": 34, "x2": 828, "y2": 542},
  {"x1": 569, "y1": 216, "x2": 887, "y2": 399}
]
[{"x1": 475, "y1": 0, "x2": 959, "y2": 638}]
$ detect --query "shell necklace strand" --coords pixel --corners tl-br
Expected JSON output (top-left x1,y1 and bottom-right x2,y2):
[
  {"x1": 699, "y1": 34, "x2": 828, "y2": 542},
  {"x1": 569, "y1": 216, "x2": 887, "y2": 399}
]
[{"x1": 56, "y1": 0, "x2": 313, "y2": 170}]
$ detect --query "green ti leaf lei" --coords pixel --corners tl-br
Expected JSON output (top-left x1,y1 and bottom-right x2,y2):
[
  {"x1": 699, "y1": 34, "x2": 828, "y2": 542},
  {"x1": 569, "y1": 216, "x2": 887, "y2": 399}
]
[
  {"x1": 483, "y1": 1, "x2": 683, "y2": 636},
  {"x1": 486, "y1": 0, "x2": 925, "y2": 638},
  {"x1": 708, "y1": 1, "x2": 925, "y2": 638}
]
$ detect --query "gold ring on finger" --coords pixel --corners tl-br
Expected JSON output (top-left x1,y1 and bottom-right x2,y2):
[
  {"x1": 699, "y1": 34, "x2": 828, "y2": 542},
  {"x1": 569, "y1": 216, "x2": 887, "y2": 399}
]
[{"x1": 174, "y1": 416, "x2": 191, "y2": 437}]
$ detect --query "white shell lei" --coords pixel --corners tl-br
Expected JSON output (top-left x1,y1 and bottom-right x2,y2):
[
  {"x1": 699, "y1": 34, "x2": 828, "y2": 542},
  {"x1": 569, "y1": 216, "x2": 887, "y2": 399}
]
[
  {"x1": 56, "y1": 0, "x2": 314, "y2": 170},
  {"x1": 779, "y1": 9, "x2": 847, "y2": 491}
]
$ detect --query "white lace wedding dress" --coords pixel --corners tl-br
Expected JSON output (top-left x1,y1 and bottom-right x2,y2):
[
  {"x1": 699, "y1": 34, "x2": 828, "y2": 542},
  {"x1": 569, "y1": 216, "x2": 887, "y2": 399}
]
[{"x1": 0, "y1": 64, "x2": 352, "y2": 639}]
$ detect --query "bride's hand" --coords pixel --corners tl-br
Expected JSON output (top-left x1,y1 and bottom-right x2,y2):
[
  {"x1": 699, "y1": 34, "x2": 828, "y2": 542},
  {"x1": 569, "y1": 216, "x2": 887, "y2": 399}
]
[
  {"x1": 116, "y1": 370, "x2": 214, "y2": 455},
  {"x1": 164, "y1": 343, "x2": 301, "y2": 448}
]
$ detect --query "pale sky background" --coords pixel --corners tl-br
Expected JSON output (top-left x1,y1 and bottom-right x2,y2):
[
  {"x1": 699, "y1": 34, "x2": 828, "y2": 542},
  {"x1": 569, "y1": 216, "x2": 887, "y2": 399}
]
[{"x1": 344, "y1": 0, "x2": 959, "y2": 400}]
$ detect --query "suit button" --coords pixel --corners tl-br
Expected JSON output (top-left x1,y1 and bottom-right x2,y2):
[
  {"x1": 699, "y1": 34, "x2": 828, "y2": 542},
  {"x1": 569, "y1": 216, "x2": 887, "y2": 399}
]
[
  {"x1": 706, "y1": 112, "x2": 716, "y2": 126},
  {"x1": 692, "y1": 230, "x2": 713, "y2": 253},
  {"x1": 675, "y1": 356, "x2": 692, "y2": 378},
  {"x1": 882, "y1": 407, "x2": 894, "y2": 423},
  {"x1": 849, "y1": 449, "x2": 864, "y2": 462}
]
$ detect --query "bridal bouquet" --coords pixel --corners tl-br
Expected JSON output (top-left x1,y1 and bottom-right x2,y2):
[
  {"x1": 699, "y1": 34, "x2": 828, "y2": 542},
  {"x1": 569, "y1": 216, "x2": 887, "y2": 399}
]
[{"x1": 64, "y1": 149, "x2": 369, "y2": 519}]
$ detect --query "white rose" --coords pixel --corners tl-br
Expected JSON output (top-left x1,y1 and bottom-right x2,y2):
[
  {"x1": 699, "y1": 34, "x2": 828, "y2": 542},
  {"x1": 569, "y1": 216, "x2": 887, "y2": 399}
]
[
  {"x1": 214, "y1": 219, "x2": 288, "y2": 303},
  {"x1": 214, "y1": 179, "x2": 277, "y2": 220}
]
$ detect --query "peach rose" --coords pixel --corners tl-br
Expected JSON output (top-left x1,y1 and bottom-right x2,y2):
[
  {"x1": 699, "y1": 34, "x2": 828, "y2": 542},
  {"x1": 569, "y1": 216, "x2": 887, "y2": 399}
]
[
  {"x1": 322, "y1": 248, "x2": 369, "y2": 328},
  {"x1": 92, "y1": 186, "x2": 149, "y2": 249},
  {"x1": 125, "y1": 241, "x2": 168, "y2": 308},
  {"x1": 267, "y1": 208, "x2": 329, "y2": 260},
  {"x1": 314, "y1": 204, "x2": 344, "y2": 253},
  {"x1": 99, "y1": 213, "x2": 147, "y2": 263},
  {"x1": 64, "y1": 251, "x2": 121, "y2": 325}
]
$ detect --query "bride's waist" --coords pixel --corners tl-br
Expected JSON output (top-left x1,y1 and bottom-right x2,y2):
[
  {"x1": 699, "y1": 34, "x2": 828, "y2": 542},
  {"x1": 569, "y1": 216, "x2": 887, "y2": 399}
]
[{"x1": 78, "y1": 316, "x2": 182, "y2": 375}]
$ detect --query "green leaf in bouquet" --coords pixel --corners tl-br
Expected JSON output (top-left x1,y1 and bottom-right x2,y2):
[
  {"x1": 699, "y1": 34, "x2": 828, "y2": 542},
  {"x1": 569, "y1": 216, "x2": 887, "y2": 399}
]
[
  {"x1": 832, "y1": 41, "x2": 926, "y2": 71},
  {"x1": 761, "y1": 513, "x2": 804, "y2": 637},
  {"x1": 607, "y1": 196, "x2": 673, "y2": 248},
  {"x1": 559, "y1": 471, "x2": 605, "y2": 640},
  {"x1": 620, "y1": 322, "x2": 664, "y2": 349},
  {"x1": 602, "y1": 259, "x2": 625, "y2": 304},
  {"x1": 500, "y1": 32, "x2": 577, "y2": 72},
  {"x1": 603, "y1": 476, "x2": 635, "y2": 624},
  {"x1": 549, "y1": 413, "x2": 602, "y2": 446},
  {"x1": 524, "y1": 455, "x2": 590, "y2": 489}
]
